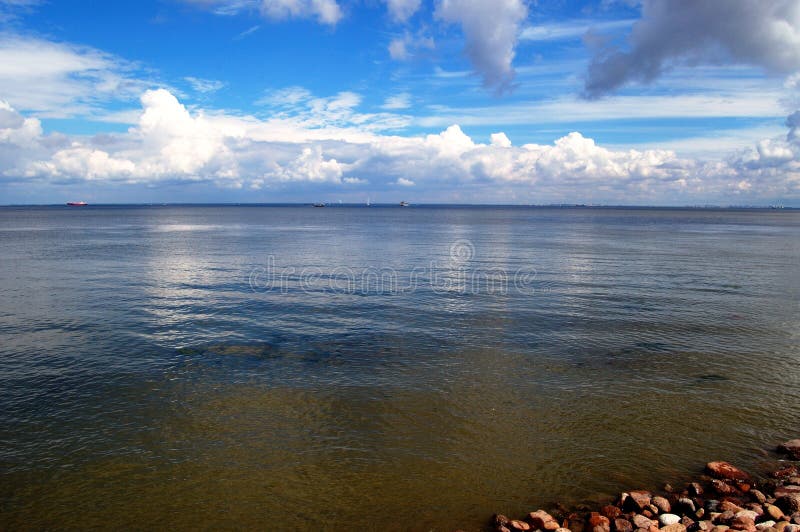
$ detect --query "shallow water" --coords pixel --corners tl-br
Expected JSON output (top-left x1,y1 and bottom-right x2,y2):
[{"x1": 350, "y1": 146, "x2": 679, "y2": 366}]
[{"x1": 1, "y1": 205, "x2": 799, "y2": 531}]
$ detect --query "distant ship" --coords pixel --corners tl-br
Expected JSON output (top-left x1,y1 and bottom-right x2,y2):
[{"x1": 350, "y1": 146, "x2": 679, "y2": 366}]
[
  {"x1": 400, "y1": 201, "x2": 409, "y2": 207},
  {"x1": 312, "y1": 203, "x2": 325, "y2": 207},
  {"x1": 66, "y1": 201, "x2": 88, "y2": 206}
]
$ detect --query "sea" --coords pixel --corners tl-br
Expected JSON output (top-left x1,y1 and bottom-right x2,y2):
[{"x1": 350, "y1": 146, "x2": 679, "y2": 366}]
[{"x1": 1, "y1": 205, "x2": 799, "y2": 531}]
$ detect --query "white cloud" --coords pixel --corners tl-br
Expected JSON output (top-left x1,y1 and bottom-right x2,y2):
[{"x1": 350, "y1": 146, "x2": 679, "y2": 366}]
[
  {"x1": 435, "y1": 0, "x2": 527, "y2": 93},
  {"x1": 2, "y1": 89, "x2": 799, "y2": 203},
  {"x1": 519, "y1": 19, "x2": 634, "y2": 42},
  {"x1": 184, "y1": 76, "x2": 226, "y2": 94},
  {"x1": 0, "y1": 34, "x2": 151, "y2": 117},
  {"x1": 385, "y1": 0, "x2": 421, "y2": 23},
  {"x1": 187, "y1": 0, "x2": 342, "y2": 25},
  {"x1": 388, "y1": 31, "x2": 434, "y2": 61},
  {"x1": 381, "y1": 93, "x2": 412, "y2": 110},
  {"x1": 585, "y1": 0, "x2": 800, "y2": 97}
]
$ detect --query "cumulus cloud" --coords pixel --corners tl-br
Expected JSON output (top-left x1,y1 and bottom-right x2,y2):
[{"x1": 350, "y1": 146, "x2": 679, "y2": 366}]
[
  {"x1": 387, "y1": 31, "x2": 434, "y2": 61},
  {"x1": 435, "y1": 0, "x2": 527, "y2": 93},
  {"x1": 585, "y1": 0, "x2": 800, "y2": 97},
  {"x1": 2, "y1": 89, "x2": 799, "y2": 202},
  {"x1": 184, "y1": 76, "x2": 226, "y2": 94}
]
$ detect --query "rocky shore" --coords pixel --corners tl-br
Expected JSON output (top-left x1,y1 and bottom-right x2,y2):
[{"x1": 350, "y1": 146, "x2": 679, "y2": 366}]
[{"x1": 484, "y1": 439, "x2": 800, "y2": 532}]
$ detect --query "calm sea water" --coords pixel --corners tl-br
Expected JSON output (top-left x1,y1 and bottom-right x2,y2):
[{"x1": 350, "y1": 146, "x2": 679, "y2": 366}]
[{"x1": 1, "y1": 205, "x2": 799, "y2": 531}]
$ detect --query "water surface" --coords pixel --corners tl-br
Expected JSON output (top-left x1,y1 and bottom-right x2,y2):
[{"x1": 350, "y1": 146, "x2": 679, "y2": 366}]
[{"x1": 1, "y1": 206, "x2": 799, "y2": 530}]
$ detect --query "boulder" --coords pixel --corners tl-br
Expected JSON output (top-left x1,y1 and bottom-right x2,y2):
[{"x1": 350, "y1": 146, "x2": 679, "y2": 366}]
[
  {"x1": 633, "y1": 515, "x2": 655, "y2": 529},
  {"x1": 602, "y1": 506, "x2": 623, "y2": 520},
  {"x1": 713, "y1": 481, "x2": 740, "y2": 495},
  {"x1": 510, "y1": 520, "x2": 532, "y2": 531},
  {"x1": 661, "y1": 515, "x2": 682, "y2": 526},
  {"x1": 529, "y1": 510, "x2": 559, "y2": 530},
  {"x1": 625, "y1": 492, "x2": 654, "y2": 513},
  {"x1": 778, "y1": 440, "x2": 800, "y2": 460},
  {"x1": 750, "y1": 491, "x2": 768, "y2": 505},
  {"x1": 729, "y1": 516, "x2": 756, "y2": 532},
  {"x1": 773, "y1": 467, "x2": 800, "y2": 480},
  {"x1": 766, "y1": 505, "x2": 785, "y2": 521},
  {"x1": 661, "y1": 524, "x2": 687, "y2": 532},
  {"x1": 733, "y1": 511, "x2": 758, "y2": 522},
  {"x1": 775, "y1": 488, "x2": 800, "y2": 499},
  {"x1": 756, "y1": 522, "x2": 777, "y2": 531},
  {"x1": 707, "y1": 463, "x2": 751, "y2": 483},
  {"x1": 653, "y1": 497, "x2": 672, "y2": 514}
]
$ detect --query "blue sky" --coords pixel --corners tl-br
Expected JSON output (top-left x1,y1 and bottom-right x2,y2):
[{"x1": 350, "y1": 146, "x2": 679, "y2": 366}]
[{"x1": 1, "y1": 0, "x2": 799, "y2": 205}]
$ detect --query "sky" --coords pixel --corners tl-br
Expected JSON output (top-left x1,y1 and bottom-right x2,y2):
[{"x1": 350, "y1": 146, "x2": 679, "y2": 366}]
[{"x1": 1, "y1": 0, "x2": 799, "y2": 205}]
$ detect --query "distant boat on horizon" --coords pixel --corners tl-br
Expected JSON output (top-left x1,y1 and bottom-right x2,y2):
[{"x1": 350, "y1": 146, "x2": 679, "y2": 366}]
[
  {"x1": 312, "y1": 203, "x2": 325, "y2": 207},
  {"x1": 66, "y1": 201, "x2": 88, "y2": 206},
  {"x1": 400, "y1": 201, "x2": 409, "y2": 207}
]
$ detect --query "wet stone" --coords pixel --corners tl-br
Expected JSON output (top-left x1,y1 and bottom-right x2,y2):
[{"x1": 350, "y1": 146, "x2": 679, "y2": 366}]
[
  {"x1": 653, "y1": 497, "x2": 672, "y2": 514},
  {"x1": 730, "y1": 516, "x2": 756, "y2": 532},
  {"x1": 625, "y1": 492, "x2": 654, "y2": 513},
  {"x1": 707, "y1": 463, "x2": 751, "y2": 483},
  {"x1": 661, "y1": 524, "x2": 688, "y2": 532},
  {"x1": 615, "y1": 519, "x2": 634, "y2": 532},
  {"x1": 661, "y1": 515, "x2": 682, "y2": 526},
  {"x1": 750, "y1": 491, "x2": 768, "y2": 505},
  {"x1": 778, "y1": 440, "x2": 800, "y2": 460}
]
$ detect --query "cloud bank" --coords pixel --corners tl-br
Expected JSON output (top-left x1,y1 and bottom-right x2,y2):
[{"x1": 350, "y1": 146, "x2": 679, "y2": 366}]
[
  {"x1": 2, "y1": 88, "x2": 799, "y2": 203},
  {"x1": 585, "y1": 0, "x2": 800, "y2": 97}
]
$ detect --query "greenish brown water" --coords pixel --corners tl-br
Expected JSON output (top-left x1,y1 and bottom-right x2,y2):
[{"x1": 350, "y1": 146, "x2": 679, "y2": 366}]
[{"x1": 1, "y1": 206, "x2": 799, "y2": 530}]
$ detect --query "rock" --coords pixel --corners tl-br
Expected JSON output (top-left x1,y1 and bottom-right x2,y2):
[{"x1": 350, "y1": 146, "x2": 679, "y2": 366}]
[
  {"x1": 557, "y1": 528, "x2": 573, "y2": 532},
  {"x1": 496, "y1": 514, "x2": 512, "y2": 527},
  {"x1": 713, "y1": 480, "x2": 740, "y2": 495},
  {"x1": 691, "y1": 484, "x2": 706, "y2": 497},
  {"x1": 774, "y1": 467, "x2": 800, "y2": 480},
  {"x1": 774, "y1": 522, "x2": 790, "y2": 532},
  {"x1": 733, "y1": 511, "x2": 758, "y2": 522},
  {"x1": 718, "y1": 512, "x2": 736, "y2": 525},
  {"x1": 499, "y1": 527, "x2": 512, "y2": 532},
  {"x1": 625, "y1": 492, "x2": 654, "y2": 513},
  {"x1": 678, "y1": 499, "x2": 698, "y2": 515},
  {"x1": 766, "y1": 505, "x2": 786, "y2": 521},
  {"x1": 661, "y1": 524, "x2": 687, "y2": 532},
  {"x1": 751, "y1": 491, "x2": 768, "y2": 504},
  {"x1": 529, "y1": 510, "x2": 559, "y2": 530},
  {"x1": 793, "y1": 516, "x2": 800, "y2": 526},
  {"x1": 778, "y1": 440, "x2": 800, "y2": 460},
  {"x1": 743, "y1": 504, "x2": 763, "y2": 518},
  {"x1": 602, "y1": 506, "x2": 623, "y2": 520},
  {"x1": 706, "y1": 462, "x2": 750, "y2": 483},
  {"x1": 720, "y1": 502, "x2": 745, "y2": 514},
  {"x1": 712, "y1": 527, "x2": 730, "y2": 532},
  {"x1": 707, "y1": 502, "x2": 721, "y2": 513},
  {"x1": 757, "y1": 522, "x2": 777, "y2": 531},
  {"x1": 653, "y1": 497, "x2": 673, "y2": 514},
  {"x1": 776, "y1": 496, "x2": 800, "y2": 516},
  {"x1": 633, "y1": 515, "x2": 655, "y2": 529},
  {"x1": 775, "y1": 488, "x2": 800, "y2": 499},
  {"x1": 729, "y1": 516, "x2": 756, "y2": 532},
  {"x1": 784, "y1": 526, "x2": 800, "y2": 532},
  {"x1": 697, "y1": 522, "x2": 714, "y2": 532},
  {"x1": 590, "y1": 512, "x2": 611, "y2": 532},
  {"x1": 661, "y1": 515, "x2": 682, "y2": 526},
  {"x1": 567, "y1": 513, "x2": 586, "y2": 532},
  {"x1": 615, "y1": 519, "x2": 634, "y2": 532},
  {"x1": 510, "y1": 520, "x2": 532, "y2": 531}
]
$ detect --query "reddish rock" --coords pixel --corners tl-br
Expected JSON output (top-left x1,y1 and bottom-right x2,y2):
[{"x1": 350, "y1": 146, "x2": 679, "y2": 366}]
[
  {"x1": 615, "y1": 519, "x2": 634, "y2": 532},
  {"x1": 766, "y1": 505, "x2": 785, "y2": 521},
  {"x1": 707, "y1": 463, "x2": 751, "y2": 483},
  {"x1": 750, "y1": 490, "x2": 767, "y2": 504},
  {"x1": 729, "y1": 516, "x2": 756, "y2": 532},
  {"x1": 662, "y1": 524, "x2": 688, "y2": 532},
  {"x1": 602, "y1": 506, "x2": 623, "y2": 520},
  {"x1": 496, "y1": 514, "x2": 512, "y2": 527},
  {"x1": 720, "y1": 502, "x2": 745, "y2": 514},
  {"x1": 510, "y1": 520, "x2": 532, "y2": 531},
  {"x1": 633, "y1": 515, "x2": 655, "y2": 529},
  {"x1": 625, "y1": 492, "x2": 654, "y2": 513},
  {"x1": 653, "y1": 497, "x2": 672, "y2": 514},
  {"x1": 498, "y1": 527, "x2": 512, "y2": 532},
  {"x1": 529, "y1": 510, "x2": 559, "y2": 530},
  {"x1": 775, "y1": 488, "x2": 800, "y2": 498},
  {"x1": 778, "y1": 440, "x2": 800, "y2": 460},
  {"x1": 589, "y1": 512, "x2": 611, "y2": 532},
  {"x1": 773, "y1": 467, "x2": 800, "y2": 480},
  {"x1": 712, "y1": 480, "x2": 739, "y2": 496},
  {"x1": 690, "y1": 484, "x2": 706, "y2": 497}
]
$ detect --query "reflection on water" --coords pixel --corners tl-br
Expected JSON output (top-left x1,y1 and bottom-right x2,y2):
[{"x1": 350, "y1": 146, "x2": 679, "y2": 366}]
[{"x1": 1, "y1": 206, "x2": 799, "y2": 531}]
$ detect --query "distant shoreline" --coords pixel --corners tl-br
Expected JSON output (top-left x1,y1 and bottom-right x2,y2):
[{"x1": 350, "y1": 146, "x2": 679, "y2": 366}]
[{"x1": 1, "y1": 203, "x2": 798, "y2": 210}]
